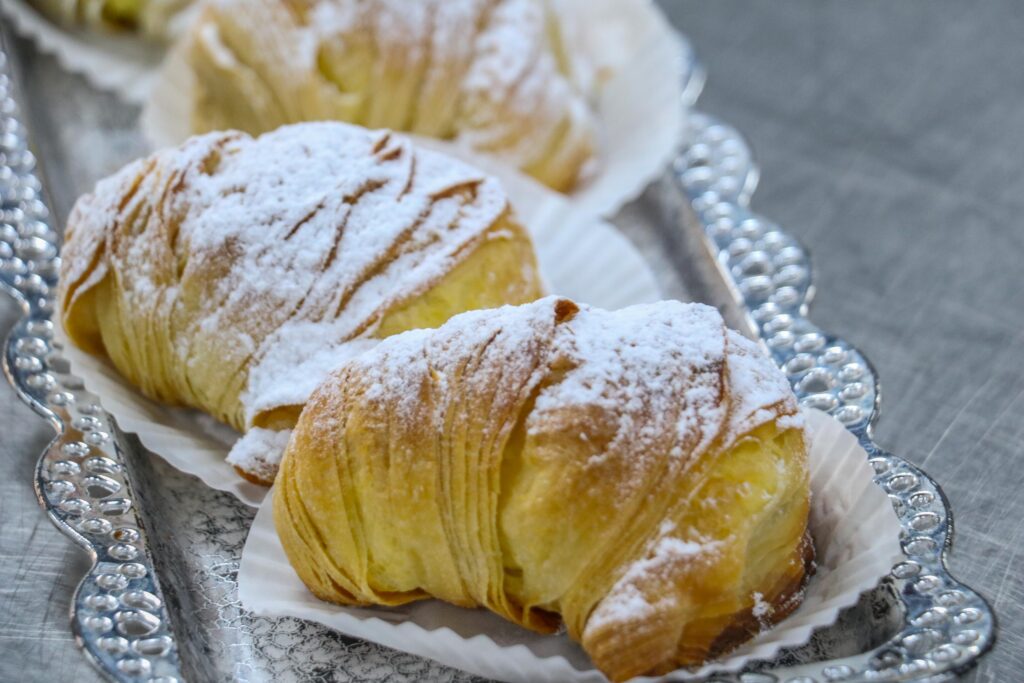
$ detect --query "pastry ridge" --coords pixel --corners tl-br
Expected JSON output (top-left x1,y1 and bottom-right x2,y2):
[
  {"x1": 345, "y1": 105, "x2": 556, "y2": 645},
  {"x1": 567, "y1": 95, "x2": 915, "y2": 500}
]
[
  {"x1": 58, "y1": 121, "x2": 542, "y2": 483},
  {"x1": 274, "y1": 296, "x2": 812, "y2": 681}
]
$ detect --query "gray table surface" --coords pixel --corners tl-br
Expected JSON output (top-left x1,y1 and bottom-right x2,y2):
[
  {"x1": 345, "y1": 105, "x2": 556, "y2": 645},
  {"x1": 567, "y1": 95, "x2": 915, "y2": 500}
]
[{"x1": 1, "y1": 2, "x2": 1021, "y2": 681}]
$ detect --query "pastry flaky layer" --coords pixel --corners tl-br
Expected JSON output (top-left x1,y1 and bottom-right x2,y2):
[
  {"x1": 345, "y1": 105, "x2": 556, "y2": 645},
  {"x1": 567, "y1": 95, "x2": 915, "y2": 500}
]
[
  {"x1": 30, "y1": 0, "x2": 193, "y2": 39},
  {"x1": 58, "y1": 121, "x2": 542, "y2": 484},
  {"x1": 185, "y1": 0, "x2": 598, "y2": 192},
  {"x1": 274, "y1": 296, "x2": 813, "y2": 681}
]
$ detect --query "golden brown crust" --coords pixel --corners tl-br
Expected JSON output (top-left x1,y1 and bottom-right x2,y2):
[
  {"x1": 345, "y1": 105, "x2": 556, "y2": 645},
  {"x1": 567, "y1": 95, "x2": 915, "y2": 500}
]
[
  {"x1": 274, "y1": 297, "x2": 811, "y2": 680},
  {"x1": 702, "y1": 531, "x2": 815, "y2": 665}
]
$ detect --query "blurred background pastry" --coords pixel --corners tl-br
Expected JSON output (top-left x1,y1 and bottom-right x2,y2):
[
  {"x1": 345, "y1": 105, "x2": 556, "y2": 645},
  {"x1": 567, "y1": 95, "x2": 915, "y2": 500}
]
[
  {"x1": 183, "y1": 0, "x2": 599, "y2": 191},
  {"x1": 29, "y1": 0, "x2": 194, "y2": 39}
]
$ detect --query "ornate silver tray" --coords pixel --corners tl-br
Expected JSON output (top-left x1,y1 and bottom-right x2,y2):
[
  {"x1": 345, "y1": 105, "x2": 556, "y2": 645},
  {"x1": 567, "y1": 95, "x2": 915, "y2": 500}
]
[{"x1": 0, "y1": 25, "x2": 996, "y2": 683}]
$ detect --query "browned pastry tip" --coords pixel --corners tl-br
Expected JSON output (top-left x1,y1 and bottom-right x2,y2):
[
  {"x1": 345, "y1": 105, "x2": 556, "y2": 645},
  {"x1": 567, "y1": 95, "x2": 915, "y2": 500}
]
[{"x1": 233, "y1": 465, "x2": 275, "y2": 488}]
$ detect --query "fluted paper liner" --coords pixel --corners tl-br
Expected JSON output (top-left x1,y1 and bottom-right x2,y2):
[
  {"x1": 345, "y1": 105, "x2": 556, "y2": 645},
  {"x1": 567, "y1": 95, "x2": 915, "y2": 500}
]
[
  {"x1": 237, "y1": 409, "x2": 903, "y2": 682},
  {"x1": 140, "y1": 0, "x2": 685, "y2": 218},
  {"x1": 55, "y1": 181, "x2": 661, "y2": 507}
]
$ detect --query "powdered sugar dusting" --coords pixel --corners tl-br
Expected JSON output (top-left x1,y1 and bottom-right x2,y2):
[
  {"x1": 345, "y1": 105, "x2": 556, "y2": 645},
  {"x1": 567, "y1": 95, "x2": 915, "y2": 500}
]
[
  {"x1": 586, "y1": 529, "x2": 722, "y2": 633},
  {"x1": 248, "y1": 335, "x2": 380, "y2": 419},
  {"x1": 59, "y1": 157, "x2": 147, "y2": 317},
  {"x1": 291, "y1": 295, "x2": 805, "y2": 662},
  {"x1": 531, "y1": 301, "x2": 731, "y2": 497},
  {"x1": 751, "y1": 591, "x2": 772, "y2": 620},
  {"x1": 722, "y1": 331, "x2": 805, "y2": 442},
  {"x1": 62, "y1": 122, "x2": 513, "y2": 432},
  {"x1": 226, "y1": 427, "x2": 294, "y2": 477},
  {"x1": 194, "y1": 0, "x2": 597, "y2": 184},
  {"x1": 576, "y1": 323, "x2": 803, "y2": 632},
  {"x1": 334, "y1": 298, "x2": 570, "y2": 428},
  {"x1": 333, "y1": 298, "x2": 800, "y2": 505}
]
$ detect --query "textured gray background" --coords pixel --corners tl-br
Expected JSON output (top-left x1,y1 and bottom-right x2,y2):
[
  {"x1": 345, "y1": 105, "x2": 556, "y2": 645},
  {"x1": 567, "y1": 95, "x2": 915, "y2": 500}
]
[
  {"x1": 672, "y1": 3, "x2": 1024, "y2": 682},
  {"x1": 1, "y1": 1, "x2": 1021, "y2": 681}
]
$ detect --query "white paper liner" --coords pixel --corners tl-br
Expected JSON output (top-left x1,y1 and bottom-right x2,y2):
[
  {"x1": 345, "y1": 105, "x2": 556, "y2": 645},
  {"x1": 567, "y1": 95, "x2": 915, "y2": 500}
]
[
  {"x1": 236, "y1": 409, "x2": 903, "y2": 682},
  {"x1": 0, "y1": 0, "x2": 167, "y2": 103},
  {"x1": 141, "y1": 0, "x2": 685, "y2": 218},
  {"x1": 56, "y1": 175, "x2": 662, "y2": 508}
]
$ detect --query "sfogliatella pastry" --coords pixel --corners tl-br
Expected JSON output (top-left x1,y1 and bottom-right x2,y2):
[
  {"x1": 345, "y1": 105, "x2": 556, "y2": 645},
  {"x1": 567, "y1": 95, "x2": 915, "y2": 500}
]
[
  {"x1": 59, "y1": 121, "x2": 542, "y2": 484},
  {"x1": 274, "y1": 296, "x2": 812, "y2": 681},
  {"x1": 30, "y1": 0, "x2": 193, "y2": 39},
  {"x1": 184, "y1": 0, "x2": 597, "y2": 191}
]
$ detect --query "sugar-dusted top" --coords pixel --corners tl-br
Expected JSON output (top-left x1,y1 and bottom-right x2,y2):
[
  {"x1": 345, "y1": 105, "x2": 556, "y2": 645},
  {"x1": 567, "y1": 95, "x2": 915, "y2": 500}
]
[
  {"x1": 312, "y1": 295, "x2": 804, "y2": 636},
  {"x1": 334, "y1": 295, "x2": 801, "y2": 482},
  {"x1": 194, "y1": 0, "x2": 597, "y2": 187},
  {"x1": 60, "y1": 121, "x2": 515, "y2": 426}
]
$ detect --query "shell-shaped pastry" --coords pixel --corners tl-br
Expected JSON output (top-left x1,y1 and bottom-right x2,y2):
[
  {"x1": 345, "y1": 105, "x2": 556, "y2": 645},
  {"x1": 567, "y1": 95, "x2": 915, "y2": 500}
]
[
  {"x1": 186, "y1": 0, "x2": 598, "y2": 191},
  {"x1": 58, "y1": 122, "x2": 542, "y2": 482},
  {"x1": 274, "y1": 296, "x2": 812, "y2": 681}
]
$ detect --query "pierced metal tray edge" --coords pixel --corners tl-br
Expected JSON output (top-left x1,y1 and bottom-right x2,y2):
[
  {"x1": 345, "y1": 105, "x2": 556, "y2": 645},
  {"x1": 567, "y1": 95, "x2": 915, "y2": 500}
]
[
  {"x1": 0, "y1": 32, "x2": 996, "y2": 683},
  {"x1": 0, "y1": 42, "x2": 184, "y2": 683},
  {"x1": 660, "y1": 111, "x2": 997, "y2": 681}
]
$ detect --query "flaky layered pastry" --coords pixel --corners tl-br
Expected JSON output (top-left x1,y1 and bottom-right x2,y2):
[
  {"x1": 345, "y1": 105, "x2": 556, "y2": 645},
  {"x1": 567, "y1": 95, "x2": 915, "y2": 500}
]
[
  {"x1": 184, "y1": 0, "x2": 598, "y2": 191},
  {"x1": 31, "y1": 0, "x2": 193, "y2": 39},
  {"x1": 274, "y1": 296, "x2": 812, "y2": 681},
  {"x1": 58, "y1": 121, "x2": 542, "y2": 483}
]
